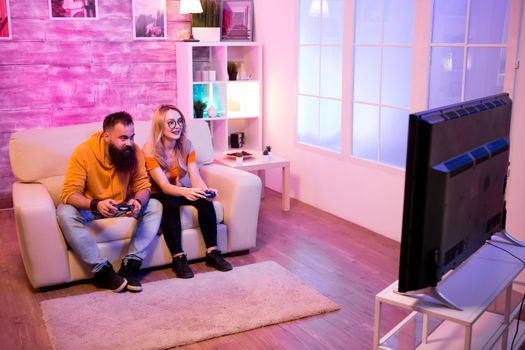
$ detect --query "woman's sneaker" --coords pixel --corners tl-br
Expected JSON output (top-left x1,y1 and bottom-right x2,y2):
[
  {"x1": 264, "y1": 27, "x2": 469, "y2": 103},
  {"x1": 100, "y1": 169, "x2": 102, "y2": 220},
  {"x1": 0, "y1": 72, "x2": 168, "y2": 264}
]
[
  {"x1": 205, "y1": 250, "x2": 233, "y2": 272},
  {"x1": 93, "y1": 262, "x2": 127, "y2": 292},
  {"x1": 172, "y1": 254, "x2": 194, "y2": 279}
]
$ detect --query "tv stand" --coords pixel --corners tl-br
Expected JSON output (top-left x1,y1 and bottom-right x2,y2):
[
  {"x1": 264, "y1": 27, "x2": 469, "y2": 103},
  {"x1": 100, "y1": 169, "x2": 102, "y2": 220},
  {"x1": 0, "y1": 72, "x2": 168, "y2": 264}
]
[
  {"x1": 374, "y1": 239, "x2": 525, "y2": 349},
  {"x1": 395, "y1": 286, "x2": 462, "y2": 311}
]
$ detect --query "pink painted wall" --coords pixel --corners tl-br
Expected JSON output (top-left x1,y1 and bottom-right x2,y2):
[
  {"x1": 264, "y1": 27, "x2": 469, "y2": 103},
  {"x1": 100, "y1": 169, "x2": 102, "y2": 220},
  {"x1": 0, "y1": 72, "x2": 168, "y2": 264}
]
[{"x1": 0, "y1": 0, "x2": 190, "y2": 208}]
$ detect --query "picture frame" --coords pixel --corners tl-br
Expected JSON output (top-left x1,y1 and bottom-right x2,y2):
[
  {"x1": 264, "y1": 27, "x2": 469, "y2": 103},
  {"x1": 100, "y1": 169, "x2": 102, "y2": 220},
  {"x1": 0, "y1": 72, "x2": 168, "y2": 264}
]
[
  {"x1": 132, "y1": 0, "x2": 167, "y2": 40},
  {"x1": 220, "y1": 0, "x2": 254, "y2": 41},
  {"x1": 0, "y1": 0, "x2": 11, "y2": 39},
  {"x1": 49, "y1": 0, "x2": 98, "y2": 19}
]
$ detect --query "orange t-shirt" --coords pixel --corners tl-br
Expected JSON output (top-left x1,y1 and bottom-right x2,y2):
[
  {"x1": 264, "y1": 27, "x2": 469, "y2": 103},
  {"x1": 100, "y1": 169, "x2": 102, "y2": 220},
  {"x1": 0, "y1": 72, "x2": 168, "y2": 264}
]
[{"x1": 143, "y1": 145, "x2": 196, "y2": 194}]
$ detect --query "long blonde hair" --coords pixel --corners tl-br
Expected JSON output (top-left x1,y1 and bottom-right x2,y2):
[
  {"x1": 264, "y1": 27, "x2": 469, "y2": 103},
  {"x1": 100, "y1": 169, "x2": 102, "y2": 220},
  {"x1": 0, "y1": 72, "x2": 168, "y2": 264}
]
[{"x1": 150, "y1": 104, "x2": 192, "y2": 178}]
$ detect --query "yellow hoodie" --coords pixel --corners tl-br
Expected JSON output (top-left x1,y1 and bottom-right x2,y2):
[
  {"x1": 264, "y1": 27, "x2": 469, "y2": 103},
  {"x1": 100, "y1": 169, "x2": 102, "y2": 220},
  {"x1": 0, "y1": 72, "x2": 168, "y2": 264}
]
[{"x1": 61, "y1": 131, "x2": 151, "y2": 204}]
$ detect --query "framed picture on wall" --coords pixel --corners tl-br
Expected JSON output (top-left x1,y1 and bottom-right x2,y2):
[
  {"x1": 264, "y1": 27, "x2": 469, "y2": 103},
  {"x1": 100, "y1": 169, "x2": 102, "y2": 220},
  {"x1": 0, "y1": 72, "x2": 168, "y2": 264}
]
[
  {"x1": 220, "y1": 0, "x2": 254, "y2": 41},
  {"x1": 132, "y1": 0, "x2": 167, "y2": 40},
  {"x1": 49, "y1": 0, "x2": 98, "y2": 19},
  {"x1": 0, "y1": 0, "x2": 11, "y2": 39}
]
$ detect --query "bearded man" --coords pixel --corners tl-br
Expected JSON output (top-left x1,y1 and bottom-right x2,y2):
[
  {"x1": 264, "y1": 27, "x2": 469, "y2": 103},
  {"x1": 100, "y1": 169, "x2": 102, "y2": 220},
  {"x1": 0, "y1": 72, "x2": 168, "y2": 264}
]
[{"x1": 57, "y1": 111, "x2": 162, "y2": 293}]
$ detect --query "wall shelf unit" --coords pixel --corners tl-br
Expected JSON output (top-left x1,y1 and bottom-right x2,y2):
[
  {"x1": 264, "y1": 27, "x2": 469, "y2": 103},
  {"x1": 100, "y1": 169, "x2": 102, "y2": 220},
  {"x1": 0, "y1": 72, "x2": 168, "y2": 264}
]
[{"x1": 176, "y1": 42, "x2": 262, "y2": 154}]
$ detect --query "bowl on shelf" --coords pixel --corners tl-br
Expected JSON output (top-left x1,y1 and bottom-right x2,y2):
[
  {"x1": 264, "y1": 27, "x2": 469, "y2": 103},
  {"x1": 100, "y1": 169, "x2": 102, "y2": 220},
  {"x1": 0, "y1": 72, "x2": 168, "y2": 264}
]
[{"x1": 225, "y1": 150, "x2": 253, "y2": 159}]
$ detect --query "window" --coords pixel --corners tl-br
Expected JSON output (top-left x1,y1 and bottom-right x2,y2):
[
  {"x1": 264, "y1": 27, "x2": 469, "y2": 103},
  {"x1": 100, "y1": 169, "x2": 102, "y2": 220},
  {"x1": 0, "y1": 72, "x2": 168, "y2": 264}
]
[
  {"x1": 297, "y1": 0, "x2": 344, "y2": 152},
  {"x1": 351, "y1": 0, "x2": 414, "y2": 168},
  {"x1": 428, "y1": 0, "x2": 510, "y2": 108},
  {"x1": 296, "y1": 0, "x2": 514, "y2": 169}
]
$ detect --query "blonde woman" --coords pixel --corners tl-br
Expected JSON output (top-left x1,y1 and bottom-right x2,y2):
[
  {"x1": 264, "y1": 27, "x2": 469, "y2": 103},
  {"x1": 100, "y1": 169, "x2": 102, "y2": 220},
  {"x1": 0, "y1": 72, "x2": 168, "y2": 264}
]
[{"x1": 143, "y1": 104, "x2": 232, "y2": 278}]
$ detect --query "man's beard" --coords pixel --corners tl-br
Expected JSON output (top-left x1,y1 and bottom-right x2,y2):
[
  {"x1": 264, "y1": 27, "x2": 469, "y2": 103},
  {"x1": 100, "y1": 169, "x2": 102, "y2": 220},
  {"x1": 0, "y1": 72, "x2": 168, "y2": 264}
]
[{"x1": 108, "y1": 142, "x2": 137, "y2": 173}]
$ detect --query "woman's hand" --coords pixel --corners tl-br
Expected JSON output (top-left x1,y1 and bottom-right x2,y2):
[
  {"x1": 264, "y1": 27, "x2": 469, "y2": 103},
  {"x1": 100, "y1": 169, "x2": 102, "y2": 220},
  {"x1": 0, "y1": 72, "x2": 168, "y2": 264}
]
[
  {"x1": 183, "y1": 187, "x2": 206, "y2": 201},
  {"x1": 205, "y1": 188, "x2": 219, "y2": 200}
]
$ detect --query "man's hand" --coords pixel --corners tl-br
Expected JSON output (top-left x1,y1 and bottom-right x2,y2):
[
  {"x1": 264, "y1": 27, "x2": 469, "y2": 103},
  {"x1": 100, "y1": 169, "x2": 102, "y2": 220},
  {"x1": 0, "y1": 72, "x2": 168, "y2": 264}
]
[
  {"x1": 126, "y1": 198, "x2": 142, "y2": 217},
  {"x1": 97, "y1": 199, "x2": 119, "y2": 217}
]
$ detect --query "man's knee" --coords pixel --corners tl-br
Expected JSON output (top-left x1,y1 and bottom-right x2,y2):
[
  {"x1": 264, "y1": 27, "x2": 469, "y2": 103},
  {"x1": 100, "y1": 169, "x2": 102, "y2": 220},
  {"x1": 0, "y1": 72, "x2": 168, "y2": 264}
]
[
  {"x1": 145, "y1": 198, "x2": 162, "y2": 215},
  {"x1": 57, "y1": 203, "x2": 79, "y2": 220}
]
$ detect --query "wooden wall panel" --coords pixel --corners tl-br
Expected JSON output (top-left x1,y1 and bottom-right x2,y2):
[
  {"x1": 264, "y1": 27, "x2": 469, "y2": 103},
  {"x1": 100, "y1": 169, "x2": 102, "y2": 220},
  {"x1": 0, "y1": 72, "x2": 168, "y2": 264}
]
[
  {"x1": 0, "y1": 42, "x2": 94, "y2": 65},
  {"x1": 94, "y1": 82, "x2": 176, "y2": 107},
  {"x1": 45, "y1": 20, "x2": 132, "y2": 42},
  {"x1": 0, "y1": 109, "x2": 54, "y2": 131},
  {"x1": 0, "y1": 132, "x2": 15, "y2": 208},
  {"x1": 98, "y1": 0, "x2": 132, "y2": 20},
  {"x1": 0, "y1": 65, "x2": 49, "y2": 88},
  {"x1": 9, "y1": 0, "x2": 49, "y2": 19},
  {"x1": 10, "y1": 19, "x2": 47, "y2": 41},
  {"x1": 90, "y1": 42, "x2": 177, "y2": 64},
  {"x1": 0, "y1": 0, "x2": 187, "y2": 209},
  {"x1": 91, "y1": 63, "x2": 176, "y2": 83},
  {"x1": 50, "y1": 106, "x2": 124, "y2": 127}
]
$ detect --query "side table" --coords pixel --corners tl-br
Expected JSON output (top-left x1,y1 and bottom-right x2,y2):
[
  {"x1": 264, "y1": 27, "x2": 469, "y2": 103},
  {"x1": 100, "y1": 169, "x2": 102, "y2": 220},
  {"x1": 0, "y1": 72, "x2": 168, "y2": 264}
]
[{"x1": 214, "y1": 152, "x2": 290, "y2": 211}]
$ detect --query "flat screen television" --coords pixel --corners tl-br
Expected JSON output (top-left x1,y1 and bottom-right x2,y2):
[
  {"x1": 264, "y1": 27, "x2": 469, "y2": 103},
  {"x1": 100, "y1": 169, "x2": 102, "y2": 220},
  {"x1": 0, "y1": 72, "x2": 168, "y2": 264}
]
[{"x1": 398, "y1": 93, "x2": 512, "y2": 294}]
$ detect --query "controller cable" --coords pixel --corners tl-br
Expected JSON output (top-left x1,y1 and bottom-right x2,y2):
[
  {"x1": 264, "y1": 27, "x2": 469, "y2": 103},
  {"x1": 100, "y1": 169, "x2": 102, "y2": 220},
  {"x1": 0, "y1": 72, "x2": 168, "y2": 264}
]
[{"x1": 486, "y1": 241, "x2": 525, "y2": 349}]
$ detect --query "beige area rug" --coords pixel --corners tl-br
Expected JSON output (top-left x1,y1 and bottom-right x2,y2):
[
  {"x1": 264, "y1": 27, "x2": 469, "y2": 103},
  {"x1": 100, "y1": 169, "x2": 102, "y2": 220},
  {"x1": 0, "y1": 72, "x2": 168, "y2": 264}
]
[{"x1": 41, "y1": 261, "x2": 340, "y2": 350}]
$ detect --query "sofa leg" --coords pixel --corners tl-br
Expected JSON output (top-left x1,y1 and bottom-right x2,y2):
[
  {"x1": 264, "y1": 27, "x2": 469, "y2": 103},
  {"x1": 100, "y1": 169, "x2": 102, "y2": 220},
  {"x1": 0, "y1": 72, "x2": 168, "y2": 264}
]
[{"x1": 227, "y1": 249, "x2": 250, "y2": 257}]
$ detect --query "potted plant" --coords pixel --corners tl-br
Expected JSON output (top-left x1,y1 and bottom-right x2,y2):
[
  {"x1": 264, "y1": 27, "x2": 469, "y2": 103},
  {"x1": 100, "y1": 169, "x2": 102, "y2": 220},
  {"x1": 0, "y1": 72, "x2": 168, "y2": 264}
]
[
  {"x1": 193, "y1": 100, "x2": 207, "y2": 118},
  {"x1": 227, "y1": 61, "x2": 238, "y2": 81},
  {"x1": 263, "y1": 145, "x2": 272, "y2": 160},
  {"x1": 192, "y1": 0, "x2": 221, "y2": 42}
]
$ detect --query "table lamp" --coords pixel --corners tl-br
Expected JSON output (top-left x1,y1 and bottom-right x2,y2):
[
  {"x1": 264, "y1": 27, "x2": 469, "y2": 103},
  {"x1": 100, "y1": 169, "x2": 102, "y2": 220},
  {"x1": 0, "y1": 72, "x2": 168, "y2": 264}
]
[{"x1": 179, "y1": 0, "x2": 203, "y2": 42}]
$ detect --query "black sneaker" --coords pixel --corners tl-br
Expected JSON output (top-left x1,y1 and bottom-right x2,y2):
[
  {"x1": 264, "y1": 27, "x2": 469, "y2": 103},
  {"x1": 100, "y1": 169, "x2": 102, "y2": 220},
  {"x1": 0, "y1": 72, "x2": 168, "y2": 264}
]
[
  {"x1": 172, "y1": 254, "x2": 194, "y2": 279},
  {"x1": 118, "y1": 258, "x2": 143, "y2": 292},
  {"x1": 93, "y1": 262, "x2": 127, "y2": 292},
  {"x1": 205, "y1": 250, "x2": 233, "y2": 272}
]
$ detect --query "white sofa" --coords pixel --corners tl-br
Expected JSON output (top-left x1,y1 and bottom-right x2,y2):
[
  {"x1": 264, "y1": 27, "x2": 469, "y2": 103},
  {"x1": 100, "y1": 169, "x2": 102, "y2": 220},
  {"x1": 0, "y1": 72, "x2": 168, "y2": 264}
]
[{"x1": 9, "y1": 120, "x2": 262, "y2": 289}]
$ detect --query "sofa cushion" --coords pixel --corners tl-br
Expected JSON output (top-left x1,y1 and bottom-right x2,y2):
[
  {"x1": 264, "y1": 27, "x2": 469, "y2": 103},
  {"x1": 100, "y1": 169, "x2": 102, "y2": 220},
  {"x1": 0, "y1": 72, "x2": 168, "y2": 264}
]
[
  {"x1": 185, "y1": 121, "x2": 214, "y2": 165},
  {"x1": 9, "y1": 123, "x2": 102, "y2": 183},
  {"x1": 40, "y1": 175, "x2": 65, "y2": 207}
]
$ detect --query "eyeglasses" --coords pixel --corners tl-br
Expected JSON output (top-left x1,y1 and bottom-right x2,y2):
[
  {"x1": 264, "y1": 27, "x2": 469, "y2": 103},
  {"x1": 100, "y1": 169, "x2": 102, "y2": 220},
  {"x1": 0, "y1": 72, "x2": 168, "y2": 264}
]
[{"x1": 167, "y1": 118, "x2": 184, "y2": 129}]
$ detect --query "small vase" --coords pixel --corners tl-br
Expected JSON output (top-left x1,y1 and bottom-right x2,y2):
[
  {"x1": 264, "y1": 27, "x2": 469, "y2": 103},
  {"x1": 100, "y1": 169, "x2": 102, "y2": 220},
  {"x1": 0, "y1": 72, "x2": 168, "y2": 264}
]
[
  {"x1": 207, "y1": 105, "x2": 217, "y2": 118},
  {"x1": 228, "y1": 71, "x2": 238, "y2": 81},
  {"x1": 195, "y1": 110, "x2": 204, "y2": 119}
]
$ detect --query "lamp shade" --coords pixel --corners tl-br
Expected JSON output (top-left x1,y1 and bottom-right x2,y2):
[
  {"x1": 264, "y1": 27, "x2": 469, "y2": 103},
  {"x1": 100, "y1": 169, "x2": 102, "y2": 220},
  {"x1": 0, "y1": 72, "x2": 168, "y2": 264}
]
[{"x1": 179, "y1": 0, "x2": 203, "y2": 14}]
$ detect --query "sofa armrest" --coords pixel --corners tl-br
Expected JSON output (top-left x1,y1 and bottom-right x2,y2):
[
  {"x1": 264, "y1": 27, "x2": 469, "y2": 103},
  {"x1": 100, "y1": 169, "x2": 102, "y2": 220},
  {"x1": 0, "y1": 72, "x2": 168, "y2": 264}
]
[
  {"x1": 12, "y1": 182, "x2": 70, "y2": 288},
  {"x1": 200, "y1": 164, "x2": 261, "y2": 252}
]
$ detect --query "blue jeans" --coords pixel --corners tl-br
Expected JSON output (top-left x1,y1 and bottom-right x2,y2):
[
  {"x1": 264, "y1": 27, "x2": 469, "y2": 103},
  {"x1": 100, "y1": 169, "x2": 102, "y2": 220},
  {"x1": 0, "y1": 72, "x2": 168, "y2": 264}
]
[{"x1": 57, "y1": 199, "x2": 162, "y2": 273}]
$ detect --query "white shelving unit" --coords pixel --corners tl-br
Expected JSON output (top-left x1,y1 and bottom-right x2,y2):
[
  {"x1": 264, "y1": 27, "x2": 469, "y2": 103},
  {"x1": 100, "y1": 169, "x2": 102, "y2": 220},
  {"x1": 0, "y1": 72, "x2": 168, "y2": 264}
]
[
  {"x1": 374, "y1": 238, "x2": 525, "y2": 350},
  {"x1": 176, "y1": 42, "x2": 263, "y2": 154}
]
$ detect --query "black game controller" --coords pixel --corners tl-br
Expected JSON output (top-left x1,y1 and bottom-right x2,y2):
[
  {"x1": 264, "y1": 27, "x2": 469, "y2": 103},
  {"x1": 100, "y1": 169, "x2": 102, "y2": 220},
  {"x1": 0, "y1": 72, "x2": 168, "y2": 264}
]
[
  {"x1": 116, "y1": 204, "x2": 133, "y2": 212},
  {"x1": 203, "y1": 190, "x2": 216, "y2": 198}
]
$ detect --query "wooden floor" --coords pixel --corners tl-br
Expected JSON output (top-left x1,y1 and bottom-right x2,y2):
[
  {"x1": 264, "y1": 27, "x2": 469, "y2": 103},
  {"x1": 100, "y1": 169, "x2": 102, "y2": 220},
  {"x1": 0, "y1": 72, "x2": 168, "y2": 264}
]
[{"x1": 0, "y1": 190, "x2": 407, "y2": 350}]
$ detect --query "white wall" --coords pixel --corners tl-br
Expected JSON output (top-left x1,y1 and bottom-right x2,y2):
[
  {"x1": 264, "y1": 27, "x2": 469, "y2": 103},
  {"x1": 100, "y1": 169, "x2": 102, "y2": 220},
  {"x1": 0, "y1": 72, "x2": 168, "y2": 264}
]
[
  {"x1": 254, "y1": 0, "x2": 525, "y2": 243},
  {"x1": 254, "y1": 0, "x2": 405, "y2": 241},
  {"x1": 506, "y1": 2, "x2": 525, "y2": 241}
]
